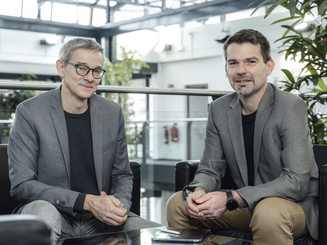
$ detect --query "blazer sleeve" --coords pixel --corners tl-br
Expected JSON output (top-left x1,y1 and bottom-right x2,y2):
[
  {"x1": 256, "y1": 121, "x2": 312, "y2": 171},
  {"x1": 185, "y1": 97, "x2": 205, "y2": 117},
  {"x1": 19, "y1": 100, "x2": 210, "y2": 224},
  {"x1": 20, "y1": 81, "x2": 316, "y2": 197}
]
[
  {"x1": 108, "y1": 107, "x2": 133, "y2": 212},
  {"x1": 184, "y1": 103, "x2": 227, "y2": 193},
  {"x1": 8, "y1": 103, "x2": 80, "y2": 216}
]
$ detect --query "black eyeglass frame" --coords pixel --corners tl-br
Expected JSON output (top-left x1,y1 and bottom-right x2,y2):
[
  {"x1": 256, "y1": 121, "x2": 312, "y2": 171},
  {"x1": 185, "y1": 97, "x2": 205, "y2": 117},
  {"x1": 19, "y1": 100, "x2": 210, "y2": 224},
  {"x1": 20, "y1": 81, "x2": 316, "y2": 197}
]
[{"x1": 62, "y1": 60, "x2": 106, "y2": 79}]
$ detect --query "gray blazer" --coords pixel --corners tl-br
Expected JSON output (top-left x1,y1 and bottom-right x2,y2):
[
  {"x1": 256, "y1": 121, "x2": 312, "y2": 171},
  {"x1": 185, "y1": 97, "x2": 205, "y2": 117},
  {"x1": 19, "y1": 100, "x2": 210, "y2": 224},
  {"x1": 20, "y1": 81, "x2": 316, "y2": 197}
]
[
  {"x1": 187, "y1": 83, "x2": 319, "y2": 239},
  {"x1": 8, "y1": 86, "x2": 133, "y2": 216}
]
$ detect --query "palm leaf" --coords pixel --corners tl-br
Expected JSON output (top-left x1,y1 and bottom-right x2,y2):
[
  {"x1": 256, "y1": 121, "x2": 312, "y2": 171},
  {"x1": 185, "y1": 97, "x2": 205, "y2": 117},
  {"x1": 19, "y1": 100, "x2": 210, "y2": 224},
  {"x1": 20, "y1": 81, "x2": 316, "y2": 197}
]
[
  {"x1": 318, "y1": 1, "x2": 327, "y2": 15},
  {"x1": 281, "y1": 69, "x2": 296, "y2": 84}
]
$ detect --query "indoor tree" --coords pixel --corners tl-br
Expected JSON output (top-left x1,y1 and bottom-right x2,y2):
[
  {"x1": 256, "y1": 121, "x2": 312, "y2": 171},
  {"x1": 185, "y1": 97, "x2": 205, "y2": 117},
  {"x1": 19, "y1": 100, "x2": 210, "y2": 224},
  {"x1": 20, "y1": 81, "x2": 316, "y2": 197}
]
[
  {"x1": 102, "y1": 46, "x2": 149, "y2": 157},
  {"x1": 250, "y1": 0, "x2": 327, "y2": 144},
  {"x1": 102, "y1": 46, "x2": 149, "y2": 125}
]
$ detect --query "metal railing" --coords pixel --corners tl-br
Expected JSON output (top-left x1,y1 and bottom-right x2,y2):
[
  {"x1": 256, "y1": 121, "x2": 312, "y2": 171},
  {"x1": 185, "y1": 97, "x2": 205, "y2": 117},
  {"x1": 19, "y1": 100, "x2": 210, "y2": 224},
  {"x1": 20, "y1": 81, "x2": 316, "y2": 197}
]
[{"x1": 0, "y1": 81, "x2": 232, "y2": 96}]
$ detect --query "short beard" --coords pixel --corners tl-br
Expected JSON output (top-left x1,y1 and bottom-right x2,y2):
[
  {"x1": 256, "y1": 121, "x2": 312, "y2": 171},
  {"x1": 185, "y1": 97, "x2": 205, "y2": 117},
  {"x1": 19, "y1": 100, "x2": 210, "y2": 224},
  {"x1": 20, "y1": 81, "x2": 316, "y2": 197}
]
[
  {"x1": 236, "y1": 84, "x2": 254, "y2": 96},
  {"x1": 233, "y1": 77, "x2": 255, "y2": 96}
]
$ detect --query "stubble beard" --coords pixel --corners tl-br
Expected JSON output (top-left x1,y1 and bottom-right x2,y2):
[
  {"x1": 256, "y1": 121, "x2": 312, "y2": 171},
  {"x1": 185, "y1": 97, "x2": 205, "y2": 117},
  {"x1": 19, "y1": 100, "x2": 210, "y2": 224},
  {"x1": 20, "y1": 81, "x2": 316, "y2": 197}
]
[{"x1": 233, "y1": 78, "x2": 255, "y2": 96}]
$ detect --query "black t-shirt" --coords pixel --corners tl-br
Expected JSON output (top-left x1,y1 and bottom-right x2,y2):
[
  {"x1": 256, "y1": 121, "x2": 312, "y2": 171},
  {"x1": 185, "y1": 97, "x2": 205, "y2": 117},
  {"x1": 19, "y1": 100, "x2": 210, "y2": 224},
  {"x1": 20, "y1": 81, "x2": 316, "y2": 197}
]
[
  {"x1": 242, "y1": 111, "x2": 257, "y2": 186},
  {"x1": 64, "y1": 107, "x2": 98, "y2": 211}
]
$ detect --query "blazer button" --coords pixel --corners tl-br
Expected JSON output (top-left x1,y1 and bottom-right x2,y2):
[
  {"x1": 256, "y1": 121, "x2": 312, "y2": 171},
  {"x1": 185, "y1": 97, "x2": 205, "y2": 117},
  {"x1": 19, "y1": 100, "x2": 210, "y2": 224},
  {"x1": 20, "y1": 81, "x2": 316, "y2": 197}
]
[
  {"x1": 61, "y1": 201, "x2": 66, "y2": 205},
  {"x1": 56, "y1": 200, "x2": 60, "y2": 205}
]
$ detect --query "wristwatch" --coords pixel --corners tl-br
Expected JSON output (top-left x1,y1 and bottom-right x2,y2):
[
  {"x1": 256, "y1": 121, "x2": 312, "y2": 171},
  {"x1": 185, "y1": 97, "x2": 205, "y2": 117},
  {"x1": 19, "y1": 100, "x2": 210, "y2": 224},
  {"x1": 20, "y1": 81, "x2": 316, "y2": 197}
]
[{"x1": 226, "y1": 190, "x2": 238, "y2": 211}]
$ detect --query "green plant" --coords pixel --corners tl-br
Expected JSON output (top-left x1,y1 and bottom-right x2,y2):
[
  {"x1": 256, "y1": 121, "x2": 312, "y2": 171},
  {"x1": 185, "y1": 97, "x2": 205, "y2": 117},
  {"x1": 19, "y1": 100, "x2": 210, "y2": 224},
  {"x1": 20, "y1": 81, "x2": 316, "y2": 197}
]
[
  {"x1": 0, "y1": 74, "x2": 37, "y2": 142},
  {"x1": 102, "y1": 46, "x2": 149, "y2": 124},
  {"x1": 102, "y1": 46, "x2": 149, "y2": 155},
  {"x1": 250, "y1": 0, "x2": 327, "y2": 144}
]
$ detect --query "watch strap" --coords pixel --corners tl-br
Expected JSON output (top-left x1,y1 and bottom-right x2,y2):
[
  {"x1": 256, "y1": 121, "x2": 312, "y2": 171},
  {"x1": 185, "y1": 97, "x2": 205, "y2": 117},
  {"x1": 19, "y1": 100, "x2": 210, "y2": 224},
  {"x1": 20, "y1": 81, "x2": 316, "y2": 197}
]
[{"x1": 226, "y1": 190, "x2": 234, "y2": 202}]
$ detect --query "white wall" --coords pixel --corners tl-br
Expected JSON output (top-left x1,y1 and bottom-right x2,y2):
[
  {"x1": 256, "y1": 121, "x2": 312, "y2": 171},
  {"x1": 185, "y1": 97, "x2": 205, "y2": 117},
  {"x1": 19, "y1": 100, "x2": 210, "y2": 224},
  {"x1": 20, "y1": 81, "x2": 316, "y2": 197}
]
[{"x1": 0, "y1": 29, "x2": 81, "y2": 75}]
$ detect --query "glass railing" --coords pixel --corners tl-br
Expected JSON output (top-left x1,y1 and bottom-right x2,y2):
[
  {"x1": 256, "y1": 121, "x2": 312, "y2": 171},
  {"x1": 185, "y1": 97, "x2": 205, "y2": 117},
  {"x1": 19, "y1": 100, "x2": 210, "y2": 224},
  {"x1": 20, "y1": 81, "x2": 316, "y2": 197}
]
[{"x1": 0, "y1": 81, "x2": 228, "y2": 226}]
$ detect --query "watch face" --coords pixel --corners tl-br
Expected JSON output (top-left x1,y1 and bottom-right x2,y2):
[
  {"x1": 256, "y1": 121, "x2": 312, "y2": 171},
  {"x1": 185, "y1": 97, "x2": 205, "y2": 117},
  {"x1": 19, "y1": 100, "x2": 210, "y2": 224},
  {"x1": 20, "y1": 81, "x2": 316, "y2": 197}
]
[{"x1": 227, "y1": 200, "x2": 238, "y2": 211}]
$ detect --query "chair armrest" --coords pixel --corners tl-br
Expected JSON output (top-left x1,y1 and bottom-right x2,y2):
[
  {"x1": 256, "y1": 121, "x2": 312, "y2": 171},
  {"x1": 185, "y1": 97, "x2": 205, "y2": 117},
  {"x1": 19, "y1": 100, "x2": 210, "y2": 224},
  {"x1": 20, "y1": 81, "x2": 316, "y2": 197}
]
[
  {"x1": 0, "y1": 214, "x2": 51, "y2": 245},
  {"x1": 319, "y1": 164, "x2": 327, "y2": 245},
  {"x1": 175, "y1": 160, "x2": 200, "y2": 192},
  {"x1": 130, "y1": 161, "x2": 140, "y2": 216},
  {"x1": 174, "y1": 160, "x2": 237, "y2": 192}
]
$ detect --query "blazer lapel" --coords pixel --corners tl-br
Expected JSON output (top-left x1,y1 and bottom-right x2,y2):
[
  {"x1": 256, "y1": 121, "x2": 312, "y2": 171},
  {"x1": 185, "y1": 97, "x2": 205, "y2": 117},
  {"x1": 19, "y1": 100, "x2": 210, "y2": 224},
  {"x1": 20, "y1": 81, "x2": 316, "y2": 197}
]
[
  {"x1": 89, "y1": 95, "x2": 103, "y2": 194},
  {"x1": 253, "y1": 84, "x2": 274, "y2": 182},
  {"x1": 49, "y1": 86, "x2": 71, "y2": 186},
  {"x1": 227, "y1": 94, "x2": 248, "y2": 186}
]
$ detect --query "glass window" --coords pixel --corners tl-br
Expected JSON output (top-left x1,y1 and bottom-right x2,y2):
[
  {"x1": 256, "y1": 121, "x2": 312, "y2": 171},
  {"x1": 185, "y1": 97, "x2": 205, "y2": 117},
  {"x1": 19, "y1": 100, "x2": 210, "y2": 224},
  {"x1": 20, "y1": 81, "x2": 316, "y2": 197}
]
[
  {"x1": 92, "y1": 8, "x2": 106, "y2": 26},
  {"x1": 22, "y1": 0, "x2": 38, "y2": 19},
  {"x1": 0, "y1": 0, "x2": 22, "y2": 17},
  {"x1": 40, "y1": 1, "x2": 51, "y2": 21},
  {"x1": 77, "y1": 6, "x2": 91, "y2": 26},
  {"x1": 117, "y1": 30, "x2": 159, "y2": 57},
  {"x1": 165, "y1": 0, "x2": 181, "y2": 9},
  {"x1": 114, "y1": 5, "x2": 144, "y2": 22},
  {"x1": 52, "y1": 3, "x2": 77, "y2": 23}
]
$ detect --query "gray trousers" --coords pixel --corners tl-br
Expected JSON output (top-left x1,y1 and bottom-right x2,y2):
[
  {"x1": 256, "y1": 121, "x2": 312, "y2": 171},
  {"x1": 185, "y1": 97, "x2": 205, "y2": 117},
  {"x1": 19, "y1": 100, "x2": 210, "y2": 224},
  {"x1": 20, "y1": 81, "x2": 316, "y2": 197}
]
[{"x1": 20, "y1": 200, "x2": 161, "y2": 242}]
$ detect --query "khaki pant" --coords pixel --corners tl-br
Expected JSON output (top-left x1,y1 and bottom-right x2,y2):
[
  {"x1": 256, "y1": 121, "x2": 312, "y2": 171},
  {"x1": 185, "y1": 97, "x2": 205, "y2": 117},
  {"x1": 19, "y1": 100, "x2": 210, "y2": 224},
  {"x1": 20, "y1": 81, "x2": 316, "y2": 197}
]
[{"x1": 167, "y1": 191, "x2": 308, "y2": 245}]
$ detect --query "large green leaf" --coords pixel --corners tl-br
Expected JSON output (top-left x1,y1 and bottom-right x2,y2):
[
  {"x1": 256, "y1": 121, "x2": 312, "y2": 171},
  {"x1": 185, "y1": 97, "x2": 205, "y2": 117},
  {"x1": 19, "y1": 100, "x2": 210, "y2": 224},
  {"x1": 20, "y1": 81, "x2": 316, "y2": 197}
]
[
  {"x1": 315, "y1": 122, "x2": 326, "y2": 144},
  {"x1": 281, "y1": 24, "x2": 303, "y2": 36},
  {"x1": 288, "y1": 0, "x2": 297, "y2": 17},
  {"x1": 271, "y1": 16, "x2": 301, "y2": 25},
  {"x1": 317, "y1": 78, "x2": 327, "y2": 91},
  {"x1": 318, "y1": 1, "x2": 327, "y2": 15},
  {"x1": 281, "y1": 69, "x2": 296, "y2": 84}
]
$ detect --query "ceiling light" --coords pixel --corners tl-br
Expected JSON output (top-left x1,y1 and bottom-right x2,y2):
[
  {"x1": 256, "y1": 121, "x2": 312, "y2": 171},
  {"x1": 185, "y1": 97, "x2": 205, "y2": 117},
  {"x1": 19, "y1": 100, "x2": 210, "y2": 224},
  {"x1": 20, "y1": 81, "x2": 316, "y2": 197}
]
[{"x1": 40, "y1": 36, "x2": 59, "y2": 45}]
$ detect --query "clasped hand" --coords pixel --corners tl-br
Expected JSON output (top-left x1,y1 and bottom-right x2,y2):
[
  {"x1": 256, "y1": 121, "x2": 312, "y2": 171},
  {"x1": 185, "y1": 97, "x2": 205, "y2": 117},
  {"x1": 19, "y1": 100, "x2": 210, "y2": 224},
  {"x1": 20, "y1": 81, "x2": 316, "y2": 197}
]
[
  {"x1": 84, "y1": 191, "x2": 127, "y2": 226},
  {"x1": 185, "y1": 189, "x2": 227, "y2": 220}
]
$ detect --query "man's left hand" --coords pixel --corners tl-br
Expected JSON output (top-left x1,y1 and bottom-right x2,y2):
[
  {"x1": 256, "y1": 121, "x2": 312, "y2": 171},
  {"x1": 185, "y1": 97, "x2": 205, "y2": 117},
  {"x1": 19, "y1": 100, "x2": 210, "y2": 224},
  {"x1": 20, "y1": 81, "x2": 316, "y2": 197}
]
[
  {"x1": 84, "y1": 191, "x2": 127, "y2": 226},
  {"x1": 195, "y1": 191, "x2": 228, "y2": 219}
]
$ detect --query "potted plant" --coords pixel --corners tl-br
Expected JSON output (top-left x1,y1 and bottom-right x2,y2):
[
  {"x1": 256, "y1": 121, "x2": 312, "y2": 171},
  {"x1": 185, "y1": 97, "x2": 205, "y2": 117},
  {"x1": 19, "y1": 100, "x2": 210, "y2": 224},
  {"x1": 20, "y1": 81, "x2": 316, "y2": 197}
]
[{"x1": 249, "y1": 0, "x2": 327, "y2": 148}]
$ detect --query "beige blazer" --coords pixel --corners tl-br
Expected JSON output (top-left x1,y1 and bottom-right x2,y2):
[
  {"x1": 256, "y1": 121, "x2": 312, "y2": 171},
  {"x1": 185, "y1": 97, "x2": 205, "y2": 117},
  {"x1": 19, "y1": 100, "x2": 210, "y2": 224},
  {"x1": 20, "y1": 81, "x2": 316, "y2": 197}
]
[{"x1": 187, "y1": 83, "x2": 319, "y2": 239}]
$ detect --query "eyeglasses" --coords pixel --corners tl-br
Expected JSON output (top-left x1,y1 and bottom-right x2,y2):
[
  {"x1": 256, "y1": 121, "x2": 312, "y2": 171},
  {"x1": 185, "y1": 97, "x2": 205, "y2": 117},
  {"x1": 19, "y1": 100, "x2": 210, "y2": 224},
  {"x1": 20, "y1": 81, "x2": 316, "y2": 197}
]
[{"x1": 62, "y1": 60, "x2": 106, "y2": 79}]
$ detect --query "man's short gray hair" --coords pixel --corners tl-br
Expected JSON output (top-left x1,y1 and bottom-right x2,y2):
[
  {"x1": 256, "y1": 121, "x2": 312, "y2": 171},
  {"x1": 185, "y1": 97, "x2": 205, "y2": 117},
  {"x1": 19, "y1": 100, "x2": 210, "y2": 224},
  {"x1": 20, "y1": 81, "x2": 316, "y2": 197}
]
[{"x1": 59, "y1": 38, "x2": 105, "y2": 65}]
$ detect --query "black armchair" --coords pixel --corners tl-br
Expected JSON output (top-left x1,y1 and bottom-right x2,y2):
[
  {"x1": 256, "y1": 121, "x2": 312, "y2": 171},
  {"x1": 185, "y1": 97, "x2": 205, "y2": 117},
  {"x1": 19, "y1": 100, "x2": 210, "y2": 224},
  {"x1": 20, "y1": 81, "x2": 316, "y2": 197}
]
[
  {"x1": 0, "y1": 144, "x2": 141, "y2": 216},
  {"x1": 175, "y1": 147, "x2": 327, "y2": 245}
]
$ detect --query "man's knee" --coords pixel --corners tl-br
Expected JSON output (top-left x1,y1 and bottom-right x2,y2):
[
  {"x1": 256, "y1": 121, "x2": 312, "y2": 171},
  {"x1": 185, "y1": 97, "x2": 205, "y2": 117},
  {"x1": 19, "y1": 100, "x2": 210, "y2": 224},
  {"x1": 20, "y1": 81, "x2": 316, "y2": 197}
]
[
  {"x1": 21, "y1": 200, "x2": 59, "y2": 217},
  {"x1": 251, "y1": 198, "x2": 289, "y2": 227},
  {"x1": 167, "y1": 191, "x2": 184, "y2": 212},
  {"x1": 250, "y1": 197, "x2": 306, "y2": 244},
  {"x1": 167, "y1": 191, "x2": 184, "y2": 219},
  {"x1": 166, "y1": 191, "x2": 189, "y2": 227},
  {"x1": 21, "y1": 200, "x2": 62, "y2": 240},
  {"x1": 252, "y1": 197, "x2": 291, "y2": 226}
]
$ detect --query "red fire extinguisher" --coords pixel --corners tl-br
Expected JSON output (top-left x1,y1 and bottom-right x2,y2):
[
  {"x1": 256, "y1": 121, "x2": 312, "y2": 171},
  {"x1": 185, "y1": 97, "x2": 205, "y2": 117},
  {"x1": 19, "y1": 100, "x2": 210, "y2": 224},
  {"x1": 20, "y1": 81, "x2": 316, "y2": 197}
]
[
  {"x1": 163, "y1": 126, "x2": 169, "y2": 144},
  {"x1": 171, "y1": 123, "x2": 179, "y2": 142}
]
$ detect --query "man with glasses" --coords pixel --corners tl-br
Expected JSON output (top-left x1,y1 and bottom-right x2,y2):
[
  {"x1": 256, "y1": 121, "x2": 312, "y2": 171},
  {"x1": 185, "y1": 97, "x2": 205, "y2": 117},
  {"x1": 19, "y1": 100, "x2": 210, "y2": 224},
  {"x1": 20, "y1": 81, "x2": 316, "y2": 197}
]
[{"x1": 8, "y1": 38, "x2": 156, "y2": 241}]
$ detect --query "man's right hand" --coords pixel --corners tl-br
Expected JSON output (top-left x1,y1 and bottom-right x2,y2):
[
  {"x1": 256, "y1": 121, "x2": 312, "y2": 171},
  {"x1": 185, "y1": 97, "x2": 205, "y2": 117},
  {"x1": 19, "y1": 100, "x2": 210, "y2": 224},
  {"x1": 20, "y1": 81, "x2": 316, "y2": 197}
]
[
  {"x1": 185, "y1": 187, "x2": 206, "y2": 219},
  {"x1": 84, "y1": 191, "x2": 127, "y2": 226}
]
